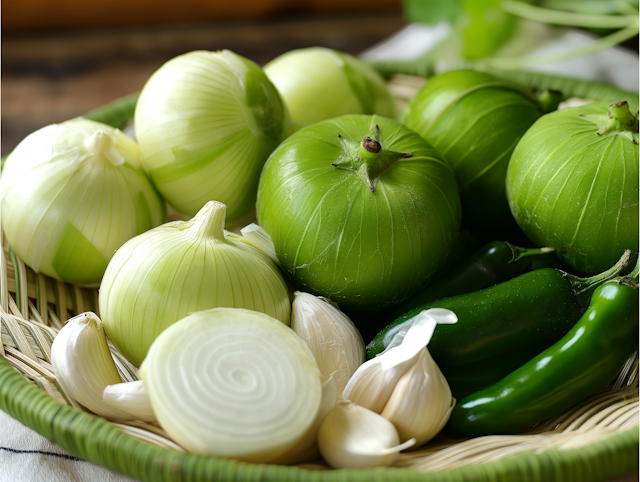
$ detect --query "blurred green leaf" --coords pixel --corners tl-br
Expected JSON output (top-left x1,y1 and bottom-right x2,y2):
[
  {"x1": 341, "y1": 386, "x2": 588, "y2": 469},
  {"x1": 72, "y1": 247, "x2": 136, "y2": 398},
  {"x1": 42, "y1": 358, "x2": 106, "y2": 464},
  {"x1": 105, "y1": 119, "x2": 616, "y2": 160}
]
[
  {"x1": 404, "y1": 0, "x2": 462, "y2": 25},
  {"x1": 461, "y1": 0, "x2": 517, "y2": 59}
]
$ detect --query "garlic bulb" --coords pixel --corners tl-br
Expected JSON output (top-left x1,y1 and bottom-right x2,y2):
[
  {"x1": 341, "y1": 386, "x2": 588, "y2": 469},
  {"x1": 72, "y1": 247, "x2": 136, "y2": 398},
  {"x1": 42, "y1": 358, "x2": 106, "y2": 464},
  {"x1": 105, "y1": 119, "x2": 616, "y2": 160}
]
[
  {"x1": 270, "y1": 375, "x2": 338, "y2": 465},
  {"x1": 1, "y1": 118, "x2": 165, "y2": 285},
  {"x1": 103, "y1": 381, "x2": 156, "y2": 422},
  {"x1": 51, "y1": 312, "x2": 135, "y2": 420},
  {"x1": 343, "y1": 308, "x2": 456, "y2": 413},
  {"x1": 99, "y1": 200, "x2": 291, "y2": 366},
  {"x1": 317, "y1": 399, "x2": 415, "y2": 469},
  {"x1": 291, "y1": 292, "x2": 365, "y2": 393},
  {"x1": 342, "y1": 308, "x2": 457, "y2": 447},
  {"x1": 381, "y1": 348, "x2": 455, "y2": 446}
]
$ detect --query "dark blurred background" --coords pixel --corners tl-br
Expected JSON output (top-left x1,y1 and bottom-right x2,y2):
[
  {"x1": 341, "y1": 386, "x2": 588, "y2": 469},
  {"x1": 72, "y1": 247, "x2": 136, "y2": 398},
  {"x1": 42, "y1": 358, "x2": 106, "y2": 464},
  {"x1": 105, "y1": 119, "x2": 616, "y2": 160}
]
[{"x1": 2, "y1": 0, "x2": 405, "y2": 156}]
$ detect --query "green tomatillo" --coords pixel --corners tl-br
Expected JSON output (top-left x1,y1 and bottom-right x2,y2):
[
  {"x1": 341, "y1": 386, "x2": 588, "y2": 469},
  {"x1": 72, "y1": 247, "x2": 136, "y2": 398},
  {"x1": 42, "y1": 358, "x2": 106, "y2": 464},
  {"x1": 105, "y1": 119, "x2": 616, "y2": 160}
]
[
  {"x1": 506, "y1": 101, "x2": 639, "y2": 275},
  {"x1": 256, "y1": 115, "x2": 461, "y2": 312},
  {"x1": 402, "y1": 70, "x2": 543, "y2": 239}
]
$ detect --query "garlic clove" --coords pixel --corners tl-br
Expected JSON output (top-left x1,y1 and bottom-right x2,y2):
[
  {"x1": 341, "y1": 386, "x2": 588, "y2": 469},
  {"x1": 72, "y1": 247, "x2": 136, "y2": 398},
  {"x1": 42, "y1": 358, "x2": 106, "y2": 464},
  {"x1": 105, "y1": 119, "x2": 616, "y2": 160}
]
[
  {"x1": 269, "y1": 375, "x2": 338, "y2": 465},
  {"x1": 291, "y1": 292, "x2": 365, "y2": 394},
  {"x1": 318, "y1": 399, "x2": 415, "y2": 469},
  {"x1": 381, "y1": 347, "x2": 455, "y2": 447},
  {"x1": 103, "y1": 380, "x2": 156, "y2": 422},
  {"x1": 343, "y1": 308, "x2": 457, "y2": 413},
  {"x1": 51, "y1": 312, "x2": 134, "y2": 420}
]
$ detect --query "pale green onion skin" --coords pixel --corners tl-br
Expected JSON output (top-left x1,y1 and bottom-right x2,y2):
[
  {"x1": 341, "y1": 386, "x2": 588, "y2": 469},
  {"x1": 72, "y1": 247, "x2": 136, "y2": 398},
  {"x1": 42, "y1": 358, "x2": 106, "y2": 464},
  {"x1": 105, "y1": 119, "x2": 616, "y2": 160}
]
[
  {"x1": 0, "y1": 118, "x2": 165, "y2": 286},
  {"x1": 264, "y1": 47, "x2": 397, "y2": 128},
  {"x1": 99, "y1": 201, "x2": 291, "y2": 366},
  {"x1": 139, "y1": 308, "x2": 322, "y2": 462},
  {"x1": 134, "y1": 50, "x2": 289, "y2": 221}
]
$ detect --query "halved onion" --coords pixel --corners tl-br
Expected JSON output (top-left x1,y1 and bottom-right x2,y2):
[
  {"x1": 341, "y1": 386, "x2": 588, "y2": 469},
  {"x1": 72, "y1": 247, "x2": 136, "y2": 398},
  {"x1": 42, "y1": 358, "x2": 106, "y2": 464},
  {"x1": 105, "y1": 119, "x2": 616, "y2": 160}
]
[{"x1": 139, "y1": 308, "x2": 323, "y2": 462}]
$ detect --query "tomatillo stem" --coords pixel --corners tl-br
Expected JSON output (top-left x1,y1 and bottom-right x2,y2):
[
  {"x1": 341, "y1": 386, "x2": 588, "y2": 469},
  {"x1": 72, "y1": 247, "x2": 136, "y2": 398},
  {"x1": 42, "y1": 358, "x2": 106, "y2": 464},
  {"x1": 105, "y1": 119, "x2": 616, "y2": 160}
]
[
  {"x1": 359, "y1": 137, "x2": 382, "y2": 160},
  {"x1": 333, "y1": 132, "x2": 412, "y2": 192}
]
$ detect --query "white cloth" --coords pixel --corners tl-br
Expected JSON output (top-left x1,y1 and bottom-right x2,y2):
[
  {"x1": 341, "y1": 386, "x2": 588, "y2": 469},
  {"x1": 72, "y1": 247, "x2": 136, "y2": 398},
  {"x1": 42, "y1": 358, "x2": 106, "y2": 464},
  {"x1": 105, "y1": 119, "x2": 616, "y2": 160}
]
[
  {"x1": 0, "y1": 409, "x2": 137, "y2": 482},
  {"x1": 361, "y1": 23, "x2": 639, "y2": 91}
]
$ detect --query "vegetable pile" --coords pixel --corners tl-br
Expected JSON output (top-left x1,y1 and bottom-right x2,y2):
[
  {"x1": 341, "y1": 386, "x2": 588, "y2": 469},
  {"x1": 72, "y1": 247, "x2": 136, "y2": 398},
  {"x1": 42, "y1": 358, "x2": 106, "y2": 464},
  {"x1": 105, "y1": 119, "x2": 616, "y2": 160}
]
[{"x1": 4, "y1": 35, "x2": 639, "y2": 470}]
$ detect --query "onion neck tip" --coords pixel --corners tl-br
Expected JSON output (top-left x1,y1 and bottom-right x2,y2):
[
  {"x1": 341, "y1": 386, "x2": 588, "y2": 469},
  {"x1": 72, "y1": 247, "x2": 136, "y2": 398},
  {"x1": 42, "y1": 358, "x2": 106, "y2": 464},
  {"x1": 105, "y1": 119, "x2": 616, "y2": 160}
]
[{"x1": 193, "y1": 201, "x2": 228, "y2": 242}]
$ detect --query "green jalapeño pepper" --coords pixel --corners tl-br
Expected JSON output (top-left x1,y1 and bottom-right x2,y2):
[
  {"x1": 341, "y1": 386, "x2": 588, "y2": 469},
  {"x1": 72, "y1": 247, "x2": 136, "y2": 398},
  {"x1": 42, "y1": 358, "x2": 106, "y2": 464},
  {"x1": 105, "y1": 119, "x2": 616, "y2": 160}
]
[
  {"x1": 367, "y1": 251, "x2": 631, "y2": 399},
  {"x1": 383, "y1": 241, "x2": 555, "y2": 323},
  {"x1": 446, "y1": 263, "x2": 640, "y2": 438}
]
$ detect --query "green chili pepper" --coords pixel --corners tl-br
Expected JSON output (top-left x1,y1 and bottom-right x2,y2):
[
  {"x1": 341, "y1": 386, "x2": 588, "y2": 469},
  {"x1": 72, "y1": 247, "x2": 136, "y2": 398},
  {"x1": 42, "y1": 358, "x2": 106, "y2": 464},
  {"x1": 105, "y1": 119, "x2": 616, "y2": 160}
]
[
  {"x1": 366, "y1": 251, "x2": 631, "y2": 399},
  {"x1": 382, "y1": 241, "x2": 555, "y2": 324},
  {"x1": 82, "y1": 92, "x2": 139, "y2": 129},
  {"x1": 446, "y1": 259, "x2": 639, "y2": 438}
]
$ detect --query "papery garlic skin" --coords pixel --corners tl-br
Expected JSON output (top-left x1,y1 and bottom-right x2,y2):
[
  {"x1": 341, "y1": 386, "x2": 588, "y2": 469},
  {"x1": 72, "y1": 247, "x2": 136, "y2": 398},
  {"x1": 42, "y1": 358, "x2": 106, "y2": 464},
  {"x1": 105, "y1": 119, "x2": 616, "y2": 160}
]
[
  {"x1": 343, "y1": 308, "x2": 457, "y2": 413},
  {"x1": 103, "y1": 380, "x2": 156, "y2": 422},
  {"x1": 1, "y1": 118, "x2": 165, "y2": 285},
  {"x1": 317, "y1": 399, "x2": 415, "y2": 469},
  {"x1": 51, "y1": 312, "x2": 135, "y2": 420},
  {"x1": 381, "y1": 348, "x2": 455, "y2": 447},
  {"x1": 342, "y1": 352, "x2": 414, "y2": 414},
  {"x1": 291, "y1": 292, "x2": 365, "y2": 393},
  {"x1": 100, "y1": 201, "x2": 291, "y2": 366}
]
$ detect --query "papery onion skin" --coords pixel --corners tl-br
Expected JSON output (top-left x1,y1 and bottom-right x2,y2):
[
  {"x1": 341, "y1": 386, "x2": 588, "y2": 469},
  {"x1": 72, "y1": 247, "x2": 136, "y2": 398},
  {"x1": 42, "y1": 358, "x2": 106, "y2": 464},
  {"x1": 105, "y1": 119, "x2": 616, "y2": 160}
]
[
  {"x1": 139, "y1": 308, "x2": 322, "y2": 462},
  {"x1": 134, "y1": 50, "x2": 289, "y2": 221},
  {"x1": 264, "y1": 47, "x2": 397, "y2": 128},
  {"x1": 1, "y1": 118, "x2": 165, "y2": 285},
  {"x1": 99, "y1": 201, "x2": 291, "y2": 366},
  {"x1": 256, "y1": 115, "x2": 461, "y2": 312},
  {"x1": 506, "y1": 102, "x2": 639, "y2": 275},
  {"x1": 402, "y1": 70, "x2": 542, "y2": 237}
]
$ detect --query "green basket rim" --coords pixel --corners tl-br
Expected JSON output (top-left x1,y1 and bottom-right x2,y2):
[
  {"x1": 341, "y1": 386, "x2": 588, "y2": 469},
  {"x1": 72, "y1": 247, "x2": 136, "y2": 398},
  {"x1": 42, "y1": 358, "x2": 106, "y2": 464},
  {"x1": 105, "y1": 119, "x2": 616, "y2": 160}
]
[{"x1": 1, "y1": 356, "x2": 638, "y2": 482}]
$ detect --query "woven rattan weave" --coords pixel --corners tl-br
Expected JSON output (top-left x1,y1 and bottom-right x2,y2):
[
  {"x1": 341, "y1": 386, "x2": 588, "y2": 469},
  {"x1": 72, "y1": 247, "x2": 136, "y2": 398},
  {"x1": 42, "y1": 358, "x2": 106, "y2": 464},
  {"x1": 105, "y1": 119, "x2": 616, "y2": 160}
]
[
  {"x1": 1, "y1": 78, "x2": 638, "y2": 481},
  {"x1": 2, "y1": 234, "x2": 638, "y2": 482}
]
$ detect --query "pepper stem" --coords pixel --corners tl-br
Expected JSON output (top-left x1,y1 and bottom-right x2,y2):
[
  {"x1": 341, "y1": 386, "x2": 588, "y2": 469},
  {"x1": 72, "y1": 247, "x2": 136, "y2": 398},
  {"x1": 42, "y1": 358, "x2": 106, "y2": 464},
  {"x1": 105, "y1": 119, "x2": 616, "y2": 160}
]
[
  {"x1": 620, "y1": 255, "x2": 640, "y2": 288},
  {"x1": 332, "y1": 125, "x2": 412, "y2": 192},
  {"x1": 568, "y1": 249, "x2": 632, "y2": 306},
  {"x1": 191, "y1": 201, "x2": 227, "y2": 242}
]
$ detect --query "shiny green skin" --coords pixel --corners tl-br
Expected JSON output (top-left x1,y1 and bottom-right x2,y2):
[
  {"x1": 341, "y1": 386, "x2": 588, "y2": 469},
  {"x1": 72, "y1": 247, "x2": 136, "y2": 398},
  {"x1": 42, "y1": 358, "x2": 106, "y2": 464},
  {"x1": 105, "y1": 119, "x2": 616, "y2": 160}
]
[
  {"x1": 506, "y1": 102, "x2": 639, "y2": 275},
  {"x1": 402, "y1": 70, "x2": 542, "y2": 235},
  {"x1": 446, "y1": 280, "x2": 639, "y2": 438},
  {"x1": 380, "y1": 241, "x2": 554, "y2": 323},
  {"x1": 367, "y1": 268, "x2": 586, "y2": 399},
  {"x1": 256, "y1": 115, "x2": 461, "y2": 312}
]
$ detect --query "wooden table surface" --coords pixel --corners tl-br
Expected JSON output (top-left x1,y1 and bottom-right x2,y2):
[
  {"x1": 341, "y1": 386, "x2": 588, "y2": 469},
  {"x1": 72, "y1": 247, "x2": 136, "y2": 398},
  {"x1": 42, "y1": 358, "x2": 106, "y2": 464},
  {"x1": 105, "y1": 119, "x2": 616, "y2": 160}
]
[{"x1": 1, "y1": 12, "x2": 406, "y2": 157}]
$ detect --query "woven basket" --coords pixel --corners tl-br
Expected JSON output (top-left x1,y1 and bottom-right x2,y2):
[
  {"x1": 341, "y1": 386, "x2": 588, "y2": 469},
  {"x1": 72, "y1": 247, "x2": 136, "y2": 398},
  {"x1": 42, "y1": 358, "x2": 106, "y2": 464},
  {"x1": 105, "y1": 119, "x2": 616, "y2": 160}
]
[{"x1": 1, "y1": 78, "x2": 639, "y2": 482}]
